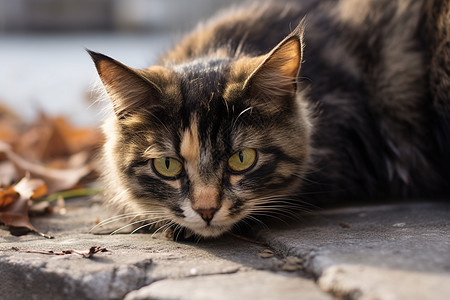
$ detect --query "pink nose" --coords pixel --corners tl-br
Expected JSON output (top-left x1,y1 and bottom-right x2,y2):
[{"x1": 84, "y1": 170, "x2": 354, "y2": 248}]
[{"x1": 194, "y1": 208, "x2": 218, "y2": 224}]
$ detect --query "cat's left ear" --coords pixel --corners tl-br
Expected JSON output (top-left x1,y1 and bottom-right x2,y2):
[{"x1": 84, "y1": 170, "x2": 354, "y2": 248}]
[
  {"x1": 88, "y1": 50, "x2": 163, "y2": 119},
  {"x1": 243, "y1": 20, "x2": 305, "y2": 99}
]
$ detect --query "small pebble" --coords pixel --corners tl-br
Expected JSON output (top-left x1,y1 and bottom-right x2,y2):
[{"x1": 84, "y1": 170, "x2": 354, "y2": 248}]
[
  {"x1": 392, "y1": 222, "x2": 406, "y2": 228},
  {"x1": 338, "y1": 221, "x2": 351, "y2": 228},
  {"x1": 189, "y1": 268, "x2": 198, "y2": 275},
  {"x1": 284, "y1": 256, "x2": 303, "y2": 265},
  {"x1": 258, "y1": 249, "x2": 275, "y2": 258},
  {"x1": 279, "y1": 256, "x2": 304, "y2": 272},
  {"x1": 280, "y1": 263, "x2": 303, "y2": 272}
]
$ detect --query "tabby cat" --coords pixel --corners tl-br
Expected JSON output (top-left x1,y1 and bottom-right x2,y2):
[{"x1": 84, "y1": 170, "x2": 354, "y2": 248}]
[{"x1": 89, "y1": 0, "x2": 450, "y2": 238}]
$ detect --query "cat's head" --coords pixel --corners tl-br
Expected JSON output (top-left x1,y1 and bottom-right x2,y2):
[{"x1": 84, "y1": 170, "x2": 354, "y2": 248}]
[{"x1": 90, "y1": 25, "x2": 312, "y2": 238}]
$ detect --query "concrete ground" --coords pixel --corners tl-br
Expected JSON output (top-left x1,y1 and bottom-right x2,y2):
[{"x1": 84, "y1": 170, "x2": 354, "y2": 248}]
[{"x1": 0, "y1": 197, "x2": 449, "y2": 300}]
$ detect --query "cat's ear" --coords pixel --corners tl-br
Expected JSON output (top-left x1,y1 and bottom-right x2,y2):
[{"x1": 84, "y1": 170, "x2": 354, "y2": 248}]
[
  {"x1": 243, "y1": 21, "x2": 304, "y2": 99},
  {"x1": 88, "y1": 50, "x2": 162, "y2": 119}
]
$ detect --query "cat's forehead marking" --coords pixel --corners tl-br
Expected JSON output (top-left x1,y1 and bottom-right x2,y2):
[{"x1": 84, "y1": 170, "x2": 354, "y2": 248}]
[
  {"x1": 179, "y1": 117, "x2": 220, "y2": 209},
  {"x1": 180, "y1": 118, "x2": 200, "y2": 162}
]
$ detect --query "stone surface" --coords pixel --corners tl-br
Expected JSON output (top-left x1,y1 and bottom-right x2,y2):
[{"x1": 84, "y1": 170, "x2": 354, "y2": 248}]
[
  {"x1": 318, "y1": 264, "x2": 450, "y2": 300},
  {"x1": 257, "y1": 202, "x2": 450, "y2": 299},
  {"x1": 1, "y1": 199, "x2": 449, "y2": 299},
  {"x1": 125, "y1": 271, "x2": 330, "y2": 300},
  {"x1": 0, "y1": 198, "x2": 328, "y2": 300}
]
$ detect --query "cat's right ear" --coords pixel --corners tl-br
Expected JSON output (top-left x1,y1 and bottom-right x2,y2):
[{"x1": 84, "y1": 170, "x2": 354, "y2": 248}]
[
  {"x1": 241, "y1": 20, "x2": 305, "y2": 101},
  {"x1": 87, "y1": 50, "x2": 162, "y2": 119}
]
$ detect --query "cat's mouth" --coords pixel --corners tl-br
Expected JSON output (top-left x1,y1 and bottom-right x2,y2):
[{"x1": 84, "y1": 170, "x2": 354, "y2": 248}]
[
  {"x1": 173, "y1": 216, "x2": 236, "y2": 238},
  {"x1": 171, "y1": 202, "x2": 240, "y2": 238},
  {"x1": 184, "y1": 222, "x2": 233, "y2": 238}
]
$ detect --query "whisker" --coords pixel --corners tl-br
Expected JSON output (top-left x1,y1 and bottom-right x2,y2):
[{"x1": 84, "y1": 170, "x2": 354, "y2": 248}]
[
  {"x1": 249, "y1": 203, "x2": 312, "y2": 212},
  {"x1": 241, "y1": 192, "x2": 319, "y2": 225},
  {"x1": 152, "y1": 221, "x2": 176, "y2": 237},
  {"x1": 245, "y1": 215, "x2": 269, "y2": 230},
  {"x1": 247, "y1": 194, "x2": 320, "y2": 212},
  {"x1": 250, "y1": 208, "x2": 301, "y2": 221},
  {"x1": 174, "y1": 225, "x2": 184, "y2": 241},
  {"x1": 237, "y1": 217, "x2": 252, "y2": 228},
  {"x1": 161, "y1": 222, "x2": 177, "y2": 236},
  {"x1": 91, "y1": 211, "x2": 167, "y2": 231},
  {"x1": 249, "y1": 211, "x2": 291, "y2": 225},
  {"x1": 249, "y1": 206, "x2": 301, "y2": 215},
  {"x1": 194, "y1": 233, "x2": 203, "y2": 244},
  {"x1": 110, "y1": 216, "x2": 168, "y2": 235},
  {"x1": 94, "y1": 210, "x2": 165, "y2": 223},
  {"x1": 130, "y1": 218, "x2": 171, "y2": 234}
]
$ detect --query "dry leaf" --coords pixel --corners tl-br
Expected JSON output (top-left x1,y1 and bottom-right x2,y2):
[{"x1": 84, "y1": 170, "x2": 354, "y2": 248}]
[
  {"x1": 0, "y1": 176, "x2": 51, "y2": 238},
  {"x1": 0, "y1": 121, "x2": 20, "y2": 145},
  {"x1": 0, "y1": 161, "x2": 17, "y2": 186},
  {"x1": 0, "y1": 102, "x2": 99, "y2": 190},
  {"x1": 0, "y1": 103, "x2": 21, "y2": 144},
  {"x1": 13, "y1": 114, "x2": 101, "y2": 162},
  {"x1": 14, "y1": 175, "x2": 47, "y2": 199},
  {"x1": 50, "y1": 117, "x2": 101, "y2": 155},
  {"x1": 0, "y1": 186, "x2": 19, "y2": 208},
  {"x1": 0, "y1": 101, "x2": 100, "y2": 238},
  {"x1": 0, "y1": 141, "x2": 93, "y2": 194}
]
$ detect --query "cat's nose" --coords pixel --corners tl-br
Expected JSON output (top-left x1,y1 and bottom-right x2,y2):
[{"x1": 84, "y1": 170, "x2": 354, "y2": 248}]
[{"x1": 194, "y1": 208, "x2": 218, "y2": 224}]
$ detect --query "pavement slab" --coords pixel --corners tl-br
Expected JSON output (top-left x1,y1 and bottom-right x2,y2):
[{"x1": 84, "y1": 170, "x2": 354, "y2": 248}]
[
  {"x1": 0, "y1": 198, "x2": 330, "y2": 300},
  {"x1": 125, "y1": 270, "x2": 328, "y2": 300},
  {"x1": 0, "y1": 198, "x2": 449, "y2": 299},
  {"x1": 257, "y1": 202, "x2": 450, "y2": 300}
]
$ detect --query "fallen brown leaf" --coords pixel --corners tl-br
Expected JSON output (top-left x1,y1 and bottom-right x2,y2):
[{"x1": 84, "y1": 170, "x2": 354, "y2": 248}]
[
  {"x1": 0, "y1": 101, "x2": 100, "y2": 238},
  {"x1": 0, "y1": 141, "x2": 93, "y2": 194},
  {"x1": 50, "y1": 116, "x2": 101, "y2": 156},
  {"x1": 0, "y1": 161, "x2": 17, "y2": 186},
  {"x1": 0, "y1": 120, "x2": 20, "y2": 145},
  {"x1": 0, "y1": 176, "x2": 52, "y2": 238},
  {"x1": 0, "y1": 186, "x2": 19, "y2": 208},
  {"x1": 0, "y1": 102, "x2": 21, "y2": 144},
  {"x1": 12, "y1": 114, "x2": 101, "y2": 162}
]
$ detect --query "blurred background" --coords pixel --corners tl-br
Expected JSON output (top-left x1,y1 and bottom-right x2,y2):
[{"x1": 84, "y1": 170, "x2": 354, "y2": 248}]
[{"x1": 0, "y1": 0, "x2": 240, "y2": 126}]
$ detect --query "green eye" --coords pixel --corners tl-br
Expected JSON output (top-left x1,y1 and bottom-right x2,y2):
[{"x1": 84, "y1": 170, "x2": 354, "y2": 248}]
[
  {"x1": 153, "y1": 157, "x2": 183, "y2": 179},
  {"x1": 228, "y1": 149, "x2": 257, "y2": 173}
]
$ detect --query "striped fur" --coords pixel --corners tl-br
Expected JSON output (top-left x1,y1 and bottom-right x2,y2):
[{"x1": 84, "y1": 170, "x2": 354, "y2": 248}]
[{"x1": 90, "y1": 0, "x2": 450, "y2": 238}]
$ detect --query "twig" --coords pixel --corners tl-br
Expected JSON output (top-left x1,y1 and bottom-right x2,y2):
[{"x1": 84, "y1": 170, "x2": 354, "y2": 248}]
[{"x1": 11, "y1": 246, "x2": 110, "y2": 258}]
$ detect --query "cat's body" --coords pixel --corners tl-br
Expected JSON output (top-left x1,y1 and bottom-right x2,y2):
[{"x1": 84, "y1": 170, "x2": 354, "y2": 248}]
[{"x1": 91, "y1": 0, "x2": 450, "y2": 238}]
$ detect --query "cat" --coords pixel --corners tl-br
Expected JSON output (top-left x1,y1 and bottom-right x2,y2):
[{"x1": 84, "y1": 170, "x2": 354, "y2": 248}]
[{"x1": 89, "y1": 0, "x2": 450, "y2": 238}]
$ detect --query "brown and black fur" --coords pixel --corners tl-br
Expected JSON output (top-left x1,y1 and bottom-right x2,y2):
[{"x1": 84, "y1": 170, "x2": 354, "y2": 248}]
[{"x1": 90, "y1": 0, "x2": 450, "y2": 238}]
